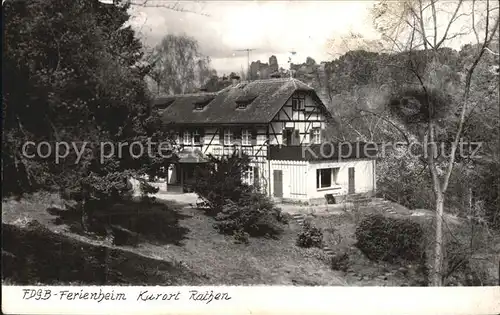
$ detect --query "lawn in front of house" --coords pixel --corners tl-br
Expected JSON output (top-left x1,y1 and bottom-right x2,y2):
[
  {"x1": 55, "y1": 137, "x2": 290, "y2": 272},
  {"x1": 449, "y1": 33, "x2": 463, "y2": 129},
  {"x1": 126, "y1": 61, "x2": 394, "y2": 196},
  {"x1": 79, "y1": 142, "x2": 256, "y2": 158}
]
[
  {"x1": 136, "y1": 201, "x2": 347, "y2": 285},
  {"x1": 2, "y1": 192, "x2": 347, "y2": 286}
]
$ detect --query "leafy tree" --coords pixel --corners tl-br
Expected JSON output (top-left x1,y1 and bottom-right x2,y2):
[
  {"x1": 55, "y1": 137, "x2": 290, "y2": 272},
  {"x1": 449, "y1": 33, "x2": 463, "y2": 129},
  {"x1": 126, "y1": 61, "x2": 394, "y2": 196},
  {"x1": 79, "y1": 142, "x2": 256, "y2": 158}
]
[
  {"x1": 191, "y1": 152, "x2": 252, "y2": 214},
  {"x1": 3, "y1": 0, "x2": 172, "y2": 228},
  {"x1": 146, "y1": 34, "x2": 216, "y2": 95}
]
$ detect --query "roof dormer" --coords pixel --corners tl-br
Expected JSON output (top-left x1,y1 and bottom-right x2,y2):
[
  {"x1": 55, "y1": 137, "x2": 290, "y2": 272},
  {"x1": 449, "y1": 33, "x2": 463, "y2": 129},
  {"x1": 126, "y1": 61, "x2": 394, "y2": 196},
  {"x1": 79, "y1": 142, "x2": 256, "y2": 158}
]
[
  {"x1": 235, "y1": 94, "x2": 257, "y2": 109},
  {"x1": 193, "y1": 96, "x2": 215, "y2": 111}
]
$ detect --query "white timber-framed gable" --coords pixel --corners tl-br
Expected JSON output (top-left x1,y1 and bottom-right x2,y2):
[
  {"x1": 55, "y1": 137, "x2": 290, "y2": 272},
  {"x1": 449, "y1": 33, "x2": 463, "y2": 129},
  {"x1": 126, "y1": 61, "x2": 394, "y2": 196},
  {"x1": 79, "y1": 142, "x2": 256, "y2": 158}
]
[{"x1": 268, "y1": 91, "x2": 327, "y2": 146}]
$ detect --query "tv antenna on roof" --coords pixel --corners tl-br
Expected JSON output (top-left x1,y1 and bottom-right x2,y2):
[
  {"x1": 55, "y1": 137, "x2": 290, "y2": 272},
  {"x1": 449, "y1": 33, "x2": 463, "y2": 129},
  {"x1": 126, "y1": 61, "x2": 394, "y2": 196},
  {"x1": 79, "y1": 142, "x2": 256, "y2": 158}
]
[
  {"x1": 288, "y1": 50, "x2": 297, "y2": 79},
  {"x1": 234, "y1": 48, "x2": 256, "y2": 80}
]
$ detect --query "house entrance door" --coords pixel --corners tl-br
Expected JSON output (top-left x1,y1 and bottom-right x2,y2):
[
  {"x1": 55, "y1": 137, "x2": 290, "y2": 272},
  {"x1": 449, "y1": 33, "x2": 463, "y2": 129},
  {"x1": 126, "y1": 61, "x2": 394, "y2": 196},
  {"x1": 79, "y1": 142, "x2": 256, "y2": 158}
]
[
  {"x1": 273, "y1": 170, "x2": 283, "y2": 198},
  {"x1": 348, "y1": 167, "x2": 355, "y2": 194}
]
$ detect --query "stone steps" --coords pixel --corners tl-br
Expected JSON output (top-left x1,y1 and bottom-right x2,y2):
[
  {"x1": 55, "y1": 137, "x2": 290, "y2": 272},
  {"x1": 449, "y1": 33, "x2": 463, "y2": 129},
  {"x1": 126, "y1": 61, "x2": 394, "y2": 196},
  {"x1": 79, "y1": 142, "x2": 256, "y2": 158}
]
[
  {"x1": 291, "y1": 213, "x2": 306, "y2": 226},
  {"x1": 322, "y1": 246, "x2": 334, "y2": 255},
  {"x1": 371, "y1": 199, "x2": 398, "y2": 214},
  {"x1": 292, "y1": 198, "x2": 403, "y2": 260}
]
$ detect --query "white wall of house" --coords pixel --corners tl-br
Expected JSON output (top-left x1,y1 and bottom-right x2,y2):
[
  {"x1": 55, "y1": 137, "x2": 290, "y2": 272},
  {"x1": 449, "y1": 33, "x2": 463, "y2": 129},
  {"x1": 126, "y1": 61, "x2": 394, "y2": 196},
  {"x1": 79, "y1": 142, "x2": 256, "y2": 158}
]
[
  {"x1": 177, "y1": 126, "x2": 269, "y2": 158},
  {"x1": 306, "y1": 159, "x2": 376, "y2": 200},
  {"x1": 267, "y1": 159, "x2": 375, "y2": 201},
  {"x1": 269, "y1": 160, "x2": 309, "y2": 200}
]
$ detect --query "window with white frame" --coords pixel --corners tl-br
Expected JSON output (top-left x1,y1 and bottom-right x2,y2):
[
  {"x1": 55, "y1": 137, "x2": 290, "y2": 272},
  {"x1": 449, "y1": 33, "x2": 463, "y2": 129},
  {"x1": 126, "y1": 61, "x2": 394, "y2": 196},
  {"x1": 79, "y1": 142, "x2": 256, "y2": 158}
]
[
  {"x1": 224, "y1": 129, "x2": 233, "y2": 145},
  {"x1": 183, "y1": 131, "x2": 192, "y2": 145},
  {"x1": 316, "y1": 168, "x2": 340, "y2": 189},
  {"x1": 243, "y1": 166, "x2": 254, "y2": 186},
  {"x1": 241, "y1": 129, "x2": 251, "y2": 146},
  {"x1": 193, "y1": 129, "x2": 201, "y2": 144},
  {"x1": 311, "y1": 128, "x2": 321, "y2": 144}
]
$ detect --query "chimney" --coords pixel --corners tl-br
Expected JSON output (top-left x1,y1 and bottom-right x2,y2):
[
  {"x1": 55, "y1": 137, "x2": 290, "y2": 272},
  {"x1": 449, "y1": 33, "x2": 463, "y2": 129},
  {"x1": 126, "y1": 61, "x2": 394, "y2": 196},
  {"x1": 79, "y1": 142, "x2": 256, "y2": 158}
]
[{"x1": 230, "y1": 74, "x2": 241, "y2": 86}]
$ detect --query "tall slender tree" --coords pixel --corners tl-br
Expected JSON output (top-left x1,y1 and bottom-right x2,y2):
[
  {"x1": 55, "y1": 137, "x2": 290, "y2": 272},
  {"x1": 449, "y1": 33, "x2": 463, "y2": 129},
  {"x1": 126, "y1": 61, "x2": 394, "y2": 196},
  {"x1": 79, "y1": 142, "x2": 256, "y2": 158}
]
[{"x1": 372, "y1": 0, "x2": 499, "y2": 286}]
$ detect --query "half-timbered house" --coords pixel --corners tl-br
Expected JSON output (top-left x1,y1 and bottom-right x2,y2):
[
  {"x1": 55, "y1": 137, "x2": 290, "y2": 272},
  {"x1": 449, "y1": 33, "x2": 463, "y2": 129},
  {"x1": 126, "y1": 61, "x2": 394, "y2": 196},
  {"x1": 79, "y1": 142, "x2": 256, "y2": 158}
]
[{"x1": 155, "y1": 77, "x2": 376, "y2": 204}]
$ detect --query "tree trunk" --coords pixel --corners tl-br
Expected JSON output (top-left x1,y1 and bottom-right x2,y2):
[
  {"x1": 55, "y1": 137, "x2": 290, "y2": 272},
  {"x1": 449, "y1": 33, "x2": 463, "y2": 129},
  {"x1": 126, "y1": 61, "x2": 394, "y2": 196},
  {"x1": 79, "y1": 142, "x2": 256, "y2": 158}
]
[
  {"x1": 432, "y1": 193, "x2": 445, "y2": 286},
  {"x1": 81, "y1": 199, "x2": 90, "y2": 231}
]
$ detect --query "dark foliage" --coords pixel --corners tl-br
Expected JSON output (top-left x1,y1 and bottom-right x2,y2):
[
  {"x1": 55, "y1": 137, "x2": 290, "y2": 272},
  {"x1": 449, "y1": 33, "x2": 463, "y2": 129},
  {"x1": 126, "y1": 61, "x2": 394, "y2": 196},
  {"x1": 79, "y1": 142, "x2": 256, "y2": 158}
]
[
  {"x1": 443, "y1": 239, "x2": 492, "y2": 286},
  {"x1": 192, "y1": 152, "x2": 253, "y2": 214},
  {"x1": 192, "y1": 153, "x2": 287, "y2": 240},
  {"x1": 355, "y1": 214, "x2": 426, "y2": 264},
  {"x1": 214, "y1": 191, "x2": 287, "y2": 239},
  {"x1": 388, "y1": 87, "x2": 454, "y2": 126},
  {"x1": 2, "y1": 0, "x2": 172, "y2": 221},
  {"x1": 296, "y1": 221, "x2": 323, "y2": 248},
  {"x1": 232, "y1": 229, "x2": 250, "y2": 244},
  {"x1": 474, "y1": 160, "x2": 500, "y2": 229},
  {"x1": 48, "y1": 199, "x2": 190, "y2": 246},
  {"x1": 139, "y1": 178, "x2": 160, "y2": 203},
  {"x1": 328, "y1": 252, "x2": 350, "y2": 272}
]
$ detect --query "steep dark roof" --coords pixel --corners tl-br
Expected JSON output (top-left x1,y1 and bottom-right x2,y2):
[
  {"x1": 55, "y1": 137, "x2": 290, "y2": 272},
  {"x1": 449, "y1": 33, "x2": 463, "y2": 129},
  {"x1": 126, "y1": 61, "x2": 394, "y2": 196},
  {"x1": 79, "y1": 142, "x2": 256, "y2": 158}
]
[{"x1": 159, "y1": 78, "x2": 330, "y2": 125}]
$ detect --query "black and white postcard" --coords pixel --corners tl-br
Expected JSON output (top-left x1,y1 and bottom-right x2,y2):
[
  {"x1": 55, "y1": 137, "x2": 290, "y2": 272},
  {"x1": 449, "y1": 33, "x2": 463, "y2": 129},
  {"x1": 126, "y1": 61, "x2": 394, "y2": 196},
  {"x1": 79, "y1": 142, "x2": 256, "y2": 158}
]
[{"x1": 2, "y1": 0, "x2": 499, "y2": 314}]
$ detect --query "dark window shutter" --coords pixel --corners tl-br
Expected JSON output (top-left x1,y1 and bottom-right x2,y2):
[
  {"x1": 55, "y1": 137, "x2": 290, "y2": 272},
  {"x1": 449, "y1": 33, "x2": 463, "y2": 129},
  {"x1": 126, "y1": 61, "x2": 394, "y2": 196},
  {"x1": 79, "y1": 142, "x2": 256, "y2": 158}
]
[
  {"x1": 200, "y1": 129, "x2": 205, "y2": 144},
  {"x1": 251, "y1": 128, "x2": 257, "y2": 145},
  {"x1": 320, "y1": 129, "x2": 325, "y2": 142},
  {"x1": 220, "y1": 128, "x2": 224, "y2": 144},
  {"x1": 253, "y1": 167, "x2": 259, "y2": 186},
  {"x1": 309, "y1": 129, "x2": 314, "y2": 143},
  {"x1": 294, "y1": 129, "x2": 300, "y2": 145}
]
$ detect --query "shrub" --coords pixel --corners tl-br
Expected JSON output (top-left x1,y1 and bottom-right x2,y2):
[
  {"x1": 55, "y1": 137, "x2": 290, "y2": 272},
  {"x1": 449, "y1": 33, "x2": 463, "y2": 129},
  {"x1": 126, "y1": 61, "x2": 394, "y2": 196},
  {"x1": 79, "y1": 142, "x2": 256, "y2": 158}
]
[
  {"x1": 233, "y1": 229, "x2": 250, "y2": 244},
  {"x1": 111, "y1": 225, "x2": 139, "y2": 247},
  {"x1": 296, "y1": 221, "x2": 323, "y2": 248},
  {"x1": 355, "y1": 214, "x2": 426, "y2": 264},
  {"x1": 214, "y1": 192, "x2": 287, "y2": 239},
  {"x1": 191, "y1": 152, "x2": 253, "y2": 214},
  {"x1": 443, "y1": 238, "x2": 493, "y2": 286},
  {"x1": 138, "y1": 179, "x2": 159, "y2": 203},
  {"x1": 329, "y1": 252, "x2": 350, "y2": 272}
]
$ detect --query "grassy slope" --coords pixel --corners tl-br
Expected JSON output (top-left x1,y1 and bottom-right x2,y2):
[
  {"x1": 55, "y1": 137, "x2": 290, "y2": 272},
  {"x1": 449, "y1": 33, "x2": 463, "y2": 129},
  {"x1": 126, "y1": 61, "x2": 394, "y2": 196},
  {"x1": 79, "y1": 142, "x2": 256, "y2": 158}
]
[
  {"x1": 2, "y1": 192, "x2": 346, "y2": 286},
  {"x1": 5, "y1": 192, "x2": 496, "y2": 286}
]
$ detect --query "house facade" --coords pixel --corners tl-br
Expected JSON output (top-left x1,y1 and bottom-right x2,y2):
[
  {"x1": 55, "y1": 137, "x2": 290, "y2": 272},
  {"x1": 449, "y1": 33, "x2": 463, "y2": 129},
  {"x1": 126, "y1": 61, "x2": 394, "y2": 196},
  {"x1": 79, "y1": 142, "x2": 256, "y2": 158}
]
[{"x1": 155, "y1": 78, "x2": 376, "y2": 204}]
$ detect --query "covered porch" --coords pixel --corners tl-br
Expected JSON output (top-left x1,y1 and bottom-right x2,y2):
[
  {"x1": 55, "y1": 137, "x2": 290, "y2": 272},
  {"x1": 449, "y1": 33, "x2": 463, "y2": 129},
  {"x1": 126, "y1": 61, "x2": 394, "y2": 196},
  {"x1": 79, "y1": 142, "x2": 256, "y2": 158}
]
[{"x1": 166, "y1": 149, "x2": 208, "y2": 193}]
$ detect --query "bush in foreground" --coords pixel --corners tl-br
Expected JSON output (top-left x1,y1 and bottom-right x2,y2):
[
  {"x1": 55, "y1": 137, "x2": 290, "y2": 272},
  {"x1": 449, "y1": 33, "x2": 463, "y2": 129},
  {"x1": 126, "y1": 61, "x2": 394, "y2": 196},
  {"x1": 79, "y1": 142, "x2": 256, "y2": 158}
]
[
  {"x1": 192, "y1": 152, "x2": 287, "y2": 241},
  {"x1": 214, "y1": 191, "x2": 287, "y2": 241},
  {"x1": 192, "y1": 152, "x2": 253, "y2": 215},
  {"x1": 328, "y1": 251, "x2": 350, "y2": 272},
  {"x1": 355, "y1": 214, "x2": 426, "y2": 264},
  {"x1": 296, "y1": 221, "x2": 323, "y2": 248}
]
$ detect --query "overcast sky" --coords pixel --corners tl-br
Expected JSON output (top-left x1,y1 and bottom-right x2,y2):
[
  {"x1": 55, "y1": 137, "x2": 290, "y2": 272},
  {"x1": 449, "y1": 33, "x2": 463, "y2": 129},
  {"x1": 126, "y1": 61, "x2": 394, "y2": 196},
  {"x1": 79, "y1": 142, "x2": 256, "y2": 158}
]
[
  {"x1": 126, "y1": 1, "x2": 485, "y2": 75},
  {"x1": 127, "y1": 1, "x2": 379, "y2": 74}
]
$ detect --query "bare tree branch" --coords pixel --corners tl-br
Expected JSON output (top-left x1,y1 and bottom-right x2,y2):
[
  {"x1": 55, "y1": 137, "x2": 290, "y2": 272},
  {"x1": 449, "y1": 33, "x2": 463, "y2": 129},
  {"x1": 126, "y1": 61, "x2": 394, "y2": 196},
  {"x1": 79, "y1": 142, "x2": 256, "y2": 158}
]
[
  {"x1": 435, "y1": 0, "x2": 464, "y2": 48},
  {"x1": 123, "y1": 0, "x2": 210, "y2": 16},
  {"x1": 442, "y1": 8, "x2": 500, "y2": 193}
]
